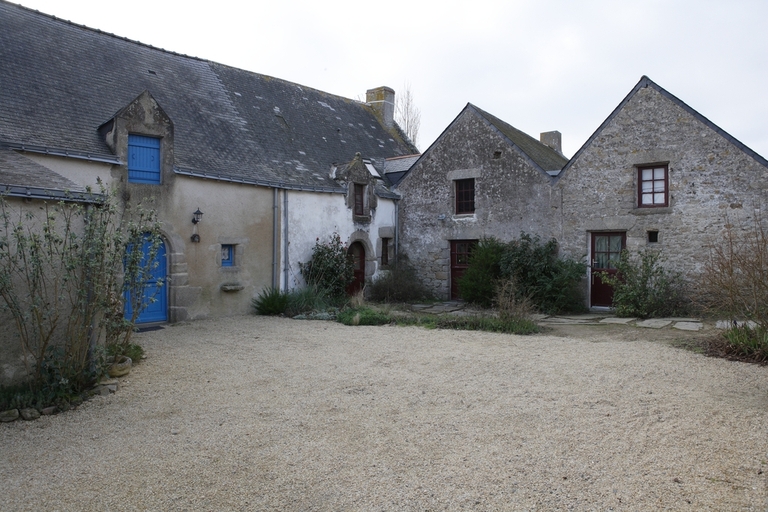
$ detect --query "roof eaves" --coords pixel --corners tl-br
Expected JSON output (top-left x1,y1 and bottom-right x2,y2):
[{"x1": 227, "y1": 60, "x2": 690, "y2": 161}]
[
  {"x1": 173, "y1": 167, "x2": 345, "y2": 194},
  {"x1": 468, "y1": 104, "x2": 563, "y2": 182},
  {"x1": 0, "y1": 141, "x2": 121, "y2": 165},
  {"x1": 555, "y1": 75, "x2": 768, "y2": 184},
  {"x1": 0, "y1": 184, "x2": 103, "y2": 203}
]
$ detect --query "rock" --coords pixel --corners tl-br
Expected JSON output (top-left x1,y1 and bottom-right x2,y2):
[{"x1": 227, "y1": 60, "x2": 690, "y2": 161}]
[
  {"x1": 0, "y1": 409, "x2": 20, "y2": 422},
  {"x1": 41, "y1": 406, "x2": 58, "y2": 416},
  {"x1": 20, "y1": 408, "x2": 40, "y2": 421},
  {"x1": 635, "y1": 319, "x2": 672, "y2": 329},
  {"x1": 108, "y1": 356, "x2": 132, "y2": 378}
]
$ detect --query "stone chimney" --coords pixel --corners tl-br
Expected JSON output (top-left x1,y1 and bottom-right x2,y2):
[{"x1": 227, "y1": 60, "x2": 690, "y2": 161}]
[
  {"x1": 540, "y1": 131, "x2": 562, "y2": 155},
  {"x1": 366, "y1": 86, "x2": 395, "y2": 128}
]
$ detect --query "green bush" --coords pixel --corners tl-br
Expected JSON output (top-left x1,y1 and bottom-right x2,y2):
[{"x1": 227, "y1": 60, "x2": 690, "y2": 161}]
[
  {"x1": 722, "y1": 325, "x2": 768, "y2": 362},
  {"x1": 499, "y1": 233, "x2": 586, "y2": 314},
  {"x1": 299, "y1": 233, "x2": 354, "y2": 299},
  {"x1": 252, "y1": 286, "x2": 289, "y2": 315},
  {"x1": 337, "y1": 307, "x2": 392, "y2": 326},
  {"x1": 368, "y1": 254, "x2": 433, "y2": 302},
  {"x1": 600, "y1": 249, "x2": 689, "y2": 318},
  {"x1": 457, "y1": 237, "x2": 507, "y2": 308}
]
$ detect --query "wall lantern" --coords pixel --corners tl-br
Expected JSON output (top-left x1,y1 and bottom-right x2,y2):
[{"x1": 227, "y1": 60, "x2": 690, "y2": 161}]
[{"x1": 191, "y1": 208, "x2": 203, "y2": 243}]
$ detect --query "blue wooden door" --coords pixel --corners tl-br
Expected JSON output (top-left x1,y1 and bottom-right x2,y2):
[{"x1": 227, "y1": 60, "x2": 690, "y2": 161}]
[{"x1": 124, "y1": 236, "x2": 167, "y2": 323}]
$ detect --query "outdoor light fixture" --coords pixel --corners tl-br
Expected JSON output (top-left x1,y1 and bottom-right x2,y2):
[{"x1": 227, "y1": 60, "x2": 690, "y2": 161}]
[{"x1": 191, "y1": 208, "x2": 203, "y2": 243}]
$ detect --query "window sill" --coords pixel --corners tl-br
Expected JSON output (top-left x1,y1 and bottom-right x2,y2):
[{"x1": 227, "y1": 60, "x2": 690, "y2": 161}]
[
  {"x1": 353, "y1": 214, "x2": 371, "y2": 223},
  {"x1": 452, "y1": 213, "x2": 476, "y2": 221},
  {"x1": 632, "y1": 207, "x2": 672, "y2": 215},
  {"x1": 220, "y1": 283, "x2": 244, "y2": 292},
  {"x1": 220, "y1": 266, "x2": 240, "y2": 272}
]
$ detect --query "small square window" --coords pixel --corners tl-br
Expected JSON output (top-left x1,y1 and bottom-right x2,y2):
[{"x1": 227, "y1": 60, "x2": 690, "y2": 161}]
[
  {"x1": 638, "y1": 165, "x2": 668, "y2": 207},
  {"x1": 455, "y1": 178, "x2": 475, "y2": 214},
  {"x1": 221, "y1": 244, "x2": 234, "y2": 267},
  {"x1": 647, "y1": 230, "x2": 659, "y2": 244}
]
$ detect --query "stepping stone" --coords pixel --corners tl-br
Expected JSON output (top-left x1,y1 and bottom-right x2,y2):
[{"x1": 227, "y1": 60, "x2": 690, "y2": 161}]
[
  {"x1": 530, "y1": 314, "x2": 550, "y2": 321},
  {"x1": 600, "y1": 317, "x2": 637, "y2": 325},
  {"x1": 558, "y1": 314, "x2": 607, "y2": 320},
  {"x1": 715, "y1": 320, "x2": 757, "y2": 329},
  {"x1": 673, "y1": 322, "x2": 703, "y2": 331},
  {"x1": 635, "y1": 319, "x2": 672, "y2": 329}
]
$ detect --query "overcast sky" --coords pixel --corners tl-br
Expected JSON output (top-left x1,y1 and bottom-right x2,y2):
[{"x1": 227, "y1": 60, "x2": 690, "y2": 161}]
[{"x1": 13, "y1": 0, "x2": 768, "y2": 158}]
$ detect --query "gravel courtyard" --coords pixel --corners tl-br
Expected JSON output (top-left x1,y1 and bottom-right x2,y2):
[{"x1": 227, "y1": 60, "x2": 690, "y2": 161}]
[{"x1": 2, "y1": 315, "x2": 767, "y2": 510}]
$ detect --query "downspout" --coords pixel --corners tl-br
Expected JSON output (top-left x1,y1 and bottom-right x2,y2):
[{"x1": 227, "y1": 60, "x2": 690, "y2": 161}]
[
  {"x1": 283, "y1": 190, "x2": 289, "y2": 290},
  {"x1": 394, "y1": 197, "x2": 400, "y2": 264},
  {"x1": 272, "y1": 188, "x2": 278, "y2": 289}
]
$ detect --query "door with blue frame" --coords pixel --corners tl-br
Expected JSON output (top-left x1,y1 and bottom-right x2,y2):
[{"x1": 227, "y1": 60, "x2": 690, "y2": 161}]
[{"x1": 124, "y1": 235, "x2": 168, "y2": 324}]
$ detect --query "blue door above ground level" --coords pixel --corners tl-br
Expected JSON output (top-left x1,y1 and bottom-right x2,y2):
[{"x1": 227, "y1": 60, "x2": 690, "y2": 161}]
[{"x1": 124, "y1": 236, "x2": 168, "y2": 324}]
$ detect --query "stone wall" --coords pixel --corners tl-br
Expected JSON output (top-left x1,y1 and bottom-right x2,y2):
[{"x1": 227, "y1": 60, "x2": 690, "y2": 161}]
[
  {"x1": 398, "y1": 109, "x2": 558, "y2": 298},
  {"x1": 556, "y1": 84, "x2": 768, "y2": 286}
]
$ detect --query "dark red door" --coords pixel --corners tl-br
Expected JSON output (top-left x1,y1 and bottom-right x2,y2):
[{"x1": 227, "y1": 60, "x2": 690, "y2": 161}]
[
  {"x1": 590, "y1": 232, "x2": 625, "y2": 307},
  {"x1": 347, "y1": 242, "x2": 365, "y2": 295},
  {"x1": 450, "y1": 240, "x2": 477, "y2": 300}
]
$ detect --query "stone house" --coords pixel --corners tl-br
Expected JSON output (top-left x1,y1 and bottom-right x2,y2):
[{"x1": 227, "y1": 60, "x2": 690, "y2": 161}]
[
  {"x1": 397, "y1": 103, "x2": 567, "y2": 299},
  {"x1": 0, "y1": 2, "x2": 416, "y2": 383},
  {"x1": 555, "y1": 76, "x2": 768, "y2": 307},
  {"x1": 398, "y1": 77, "x2": 768, "y2": 307}
]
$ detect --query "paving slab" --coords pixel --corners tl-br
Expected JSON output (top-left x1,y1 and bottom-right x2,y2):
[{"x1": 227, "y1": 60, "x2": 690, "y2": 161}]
[
  {"x1": 599, "y1": 317, "x2": 637, "y2": 325},
  {"x1": 673, "y1": 322, "x2": 703, "y2": 331},
  {"x1": 635, "y1": 319, "x2": 672, "y2": 329},
  {"x1": 716, "y1": 320, "x2": 757, "y2": 329},
  {"x1": 557, "y1": 314, "x2": 608, "y2": 320},
  {"x1": 655, "y1": 317, "x2": 701, "y2": 322},
  {"x1": 539, "y1": 317, "x2": 603, "y2": 325}
]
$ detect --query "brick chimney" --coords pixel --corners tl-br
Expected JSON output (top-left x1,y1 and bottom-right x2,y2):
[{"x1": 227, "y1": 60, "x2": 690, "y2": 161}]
[
  {"x1": 366, "y1": 86, "x2": 395, "y2": 128},
  {"x1": 540, "y1": 131, "x2": 562, "y2": 155}
]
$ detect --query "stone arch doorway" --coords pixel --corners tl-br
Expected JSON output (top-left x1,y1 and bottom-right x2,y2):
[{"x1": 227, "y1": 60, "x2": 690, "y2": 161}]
[{"x1": 347, "y1": 241, "x2": 366, "y2": 295}]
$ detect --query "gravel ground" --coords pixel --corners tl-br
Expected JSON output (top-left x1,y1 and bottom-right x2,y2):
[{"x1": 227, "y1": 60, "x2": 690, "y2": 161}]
[{"x1": 2, "y1": 315, "x2": 767, "y2": 511}]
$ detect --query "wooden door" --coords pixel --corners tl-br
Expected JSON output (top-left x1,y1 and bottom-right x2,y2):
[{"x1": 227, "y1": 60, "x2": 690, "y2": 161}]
[
  {"x1": 124, "y1": 235, "x2": 167, "y2": 324},
  {"x1": 590, "y1": 232, "x2": 625, "y2": 307},
  {"x1": 347, "y1": 242, "x2": 365, "y2": 295},
  {"x1": 450, "y1": 240, "x2": 477, "y2": 300}
]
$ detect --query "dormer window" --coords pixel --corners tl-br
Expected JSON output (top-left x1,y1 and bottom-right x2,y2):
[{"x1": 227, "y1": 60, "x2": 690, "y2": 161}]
[
  {"x1": 354, "y1": 183, "x2": 366, "y2": 216},
  {"x1": 128, "y1": 134, "x2": 161, "y2": 184}
]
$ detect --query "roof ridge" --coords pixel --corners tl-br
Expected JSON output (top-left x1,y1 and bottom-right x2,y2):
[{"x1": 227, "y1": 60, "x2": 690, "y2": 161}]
[{"x1": 4, "y1": 0, "x2": 208, "y2": 63}]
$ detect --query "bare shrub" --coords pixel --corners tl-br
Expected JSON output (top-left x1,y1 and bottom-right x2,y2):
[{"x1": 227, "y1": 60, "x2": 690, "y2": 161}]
[
  {"x1": 495, "y1": 278, "x2": 534, "y2": 321},
  {"x1": 700, "y1": 212, "x2": 768, "y2": 362}
]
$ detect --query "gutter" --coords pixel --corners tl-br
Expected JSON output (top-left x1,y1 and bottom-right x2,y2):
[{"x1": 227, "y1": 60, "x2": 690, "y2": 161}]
[
  {"x1": 0, "y1": 184, "x2": 102, "y2": 203},
  {"x1": 0, "y1": 141, "x2": 121, "y2": 165},
  {"x1": 174, "y1": 167, "x2": 345, "y2": 194}
]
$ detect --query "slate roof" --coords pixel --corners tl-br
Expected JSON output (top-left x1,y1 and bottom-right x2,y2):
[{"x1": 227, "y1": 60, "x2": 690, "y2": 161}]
[
  {"x1": 0, "y1": 148, "x2": 99, "y2": 202},
  {"x1": 0, "y1": 1, "x2": 417, "y2": 192},
  {"x1": 383, "y1": 154, "x2": 420, "y2": 187},
  {"x1": 469, "y1": 105, "x2": 568, "y2": 172}
]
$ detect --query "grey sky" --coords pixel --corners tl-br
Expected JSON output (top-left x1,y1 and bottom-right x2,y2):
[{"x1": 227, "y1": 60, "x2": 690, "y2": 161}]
[{"x1": 12, "y1": 0, "x2": 768, "y2": 158}]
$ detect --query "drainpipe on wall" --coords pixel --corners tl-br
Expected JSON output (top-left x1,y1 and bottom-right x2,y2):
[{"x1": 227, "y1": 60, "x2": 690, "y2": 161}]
[
  {"x1": 394, "y1": 197, "x2": 400, "y2": 264},
  {"x1": 283, "y1": 190, "x2": 289, "y2": 290},
  {"x1": 272, "y1": 188, "x2": 278, "y2": 289}
]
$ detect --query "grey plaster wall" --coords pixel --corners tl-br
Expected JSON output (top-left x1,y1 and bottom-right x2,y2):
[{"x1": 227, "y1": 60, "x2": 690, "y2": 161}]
[
  {"x1": 556, "y1": 85, "x2": 768, "y2": 286},
  {"x1": 397, "y1": 109, "x2": 558, "y2": 298}
]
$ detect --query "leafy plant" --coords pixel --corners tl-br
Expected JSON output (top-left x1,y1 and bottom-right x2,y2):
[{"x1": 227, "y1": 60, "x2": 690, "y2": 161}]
[
  {"x1": 499, "y1": 233, "x2": 586, "y2": 314},
  {"x1": 299, "y1": 233, "x2": 354, "y2": 299},
  {"x1": 457, "y1": 237, "x2": 507, "y2": 308},
  {"x1": 0, "y1": 182, "x2": 161, "y2": 398},
  {"x1": 252, "y1": 286, "x2": 289, "y2": 315},
  {"x1": 368, "y1": 253, "x2": 432, "y2": 303},
  {"x1": 337, "y1": 307, "x2": 392, "y2": 326},
  {"x1": 721, "y1": 324, "x2": 768, "y2": 362},
  {"x1": 600, "y1": 249, "x2": 689, "y2": 318}
]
